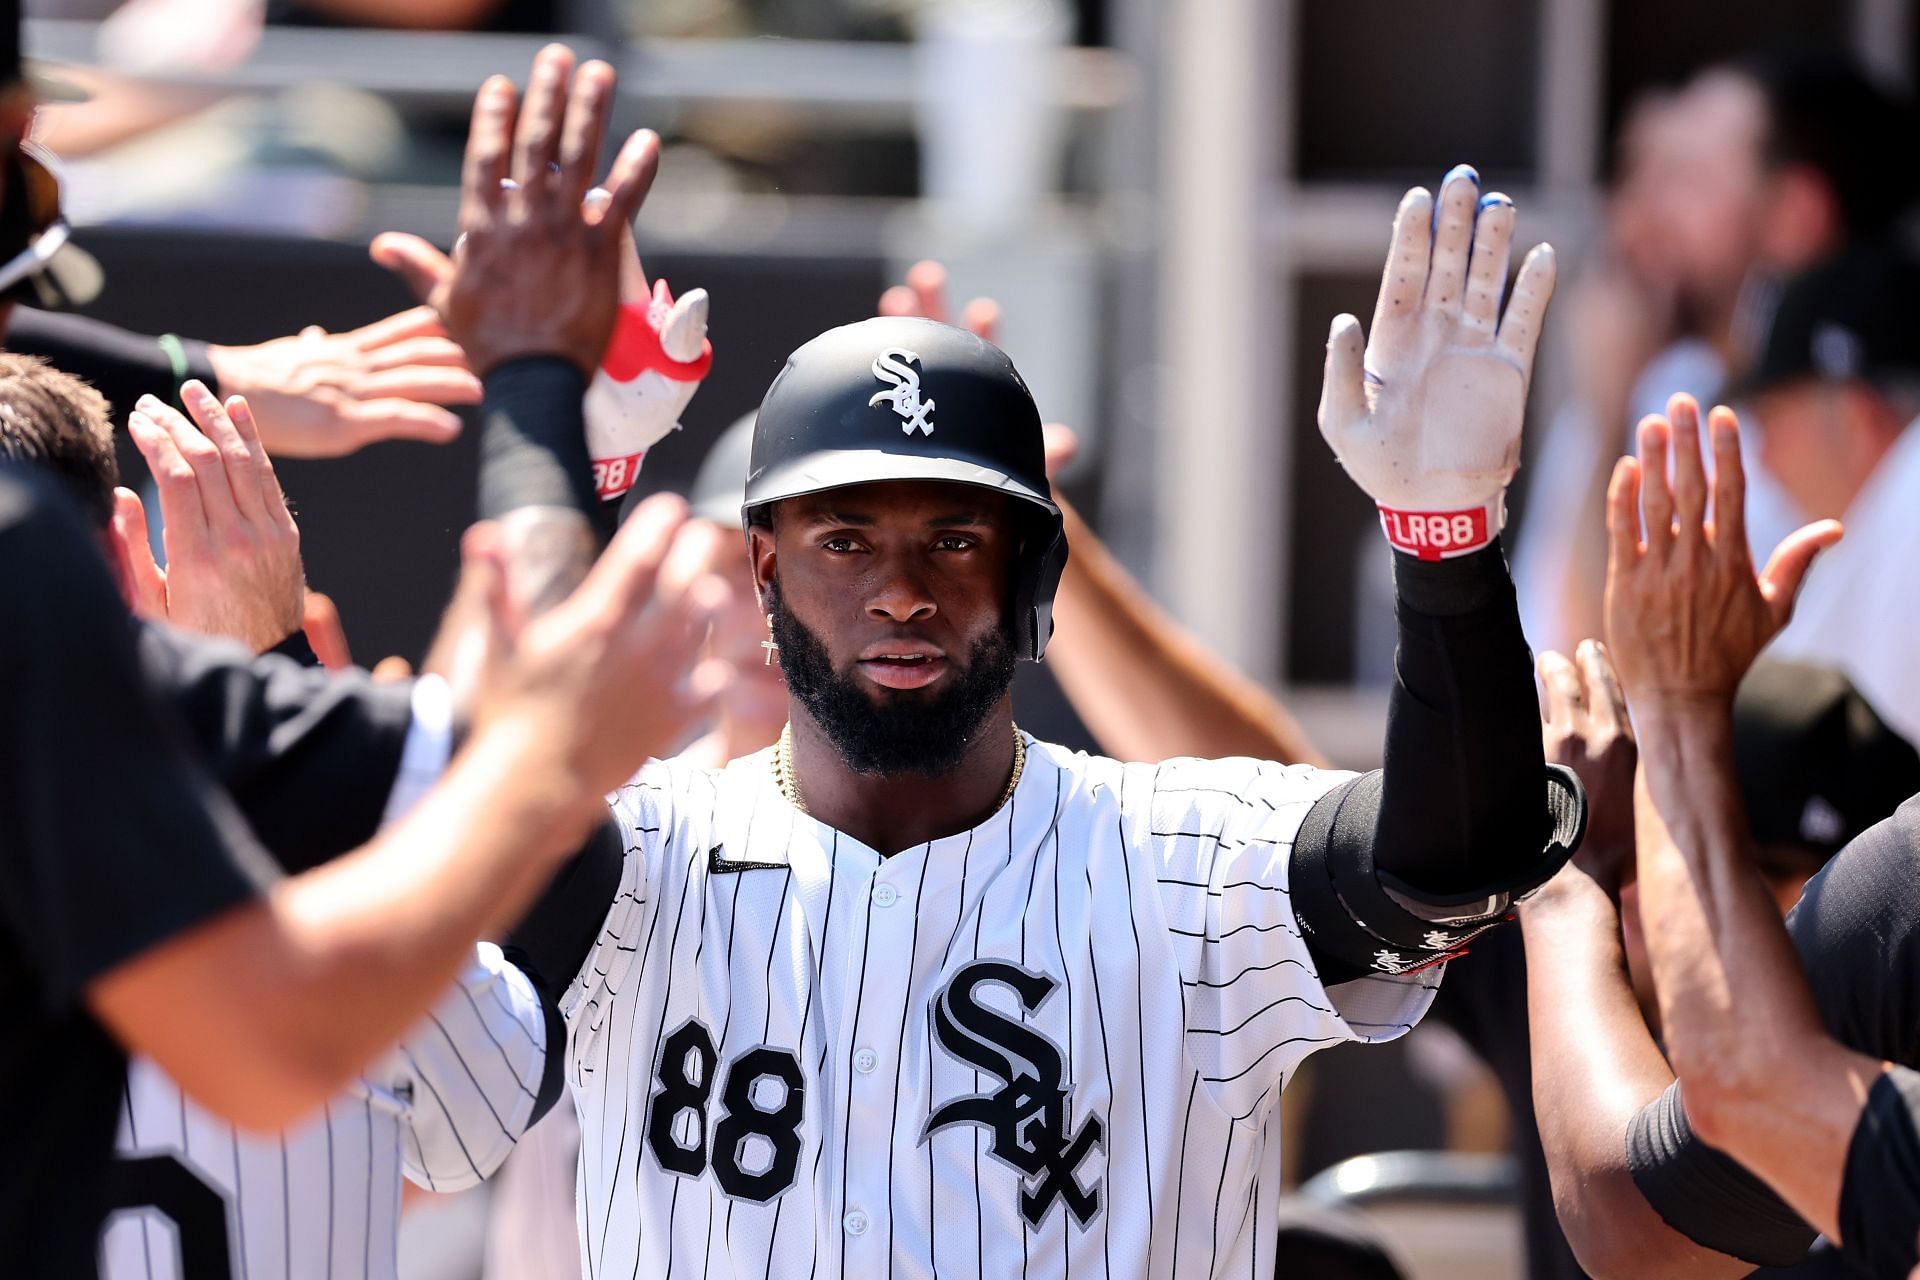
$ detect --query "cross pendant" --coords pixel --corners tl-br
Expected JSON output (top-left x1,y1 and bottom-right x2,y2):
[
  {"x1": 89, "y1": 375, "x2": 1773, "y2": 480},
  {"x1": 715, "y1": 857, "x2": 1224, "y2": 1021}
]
[{"x1": 762, "y1": 636, "x2": 779, "y2": 667}]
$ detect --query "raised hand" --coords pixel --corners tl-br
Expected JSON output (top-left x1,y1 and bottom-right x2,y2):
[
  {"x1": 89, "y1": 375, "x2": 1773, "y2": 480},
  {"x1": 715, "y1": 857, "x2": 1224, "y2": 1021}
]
[
  {"x1": 372, "y1": 44, "x2": 662, "y2": 379},
  {"x1": 1319, "y1": 164, "x2": 1556, "y2": 560},
  {"x1": 115, "y1": 381, "x2": 306, "y2": 652},
  {"x1": 1539, "y1": 640, "x2": 1637, "y2": 895},
  {"x1": 877, "y1": 260, "x2": 1001, "y2": 343},
  {"x1": 204, "y1": 307, "x2": 482, "y2": 458},
  {"x1": 1604, "y1": 394, "x2": 1843, "y2": 707}
]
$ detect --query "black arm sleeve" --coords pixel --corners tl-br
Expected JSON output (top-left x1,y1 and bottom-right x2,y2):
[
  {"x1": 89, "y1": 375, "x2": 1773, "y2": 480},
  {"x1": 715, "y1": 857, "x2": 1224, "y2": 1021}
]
[
  {"x1": 1291, "y1": 540, "x2": 1581, "y2": 980},
  {"x1": 478, "y1": 356, "x2": 614, "y2": 542},
  {"x1": 136, "y1": 627, "x2": 415, "y2": 874},
  {"x1": 1624, "y1": 797, "x2": 1920, "y2": 1264},
  {"x1": 0, "y1": 468, "x2": 277, "y2": 1006},
  {"x1": 1838, "y1": 1065, "x2": 1920, "y2": 1278},
  {"x1": 1374, "y1": 540, "x2": 1549, "y2": 894},
  {"x1": 4, "y1": 308, "x2": 217, "y2": 419}
]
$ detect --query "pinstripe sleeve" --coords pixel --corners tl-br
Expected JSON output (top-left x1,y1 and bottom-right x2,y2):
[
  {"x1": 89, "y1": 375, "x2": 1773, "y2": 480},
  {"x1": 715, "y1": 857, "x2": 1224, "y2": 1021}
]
[
  {"x1": 1143, "y1": 757, "x2": 1444, "y2": 1121},
  {"x1": 389, "y1": 942, "x2": 552, "y2": 1191}
]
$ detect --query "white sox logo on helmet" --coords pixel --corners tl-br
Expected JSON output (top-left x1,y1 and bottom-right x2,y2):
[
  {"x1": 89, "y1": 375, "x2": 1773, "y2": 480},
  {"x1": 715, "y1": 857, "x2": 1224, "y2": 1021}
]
[{"x1": 869, "y1": 348, "x2": 935, "y2": 436}]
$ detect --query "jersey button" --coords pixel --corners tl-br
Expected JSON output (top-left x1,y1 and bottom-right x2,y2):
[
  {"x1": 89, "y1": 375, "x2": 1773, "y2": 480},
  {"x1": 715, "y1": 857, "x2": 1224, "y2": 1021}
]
[
  {"x1": 843, "y1": 1209, "x2": 870, "y2": 1237},
  {"x1": 872, "y1": 884, "x2": 899, "y2": 908},
  {"x1": 854, "y1": 1048, "x2": 878, "y2": 1074}
]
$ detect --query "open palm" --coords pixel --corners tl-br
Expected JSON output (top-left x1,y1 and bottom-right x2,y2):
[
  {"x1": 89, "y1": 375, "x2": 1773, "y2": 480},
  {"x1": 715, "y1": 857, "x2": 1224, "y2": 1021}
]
[{"x1": 1319, "y1": 165, "x2": 1556, "y2": 551}]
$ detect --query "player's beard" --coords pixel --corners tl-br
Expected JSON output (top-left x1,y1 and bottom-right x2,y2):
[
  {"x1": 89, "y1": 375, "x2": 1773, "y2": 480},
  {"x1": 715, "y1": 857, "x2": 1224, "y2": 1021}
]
[{"x1": 766, "y1": 579, "x2": 1016, "y2": 777}]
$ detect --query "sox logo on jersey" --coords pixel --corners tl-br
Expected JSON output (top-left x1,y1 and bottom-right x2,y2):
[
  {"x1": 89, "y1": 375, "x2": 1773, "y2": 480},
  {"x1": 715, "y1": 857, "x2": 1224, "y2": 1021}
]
[{"x1": 923, "y1": 959, "x2": 1106, "y2": 1228}]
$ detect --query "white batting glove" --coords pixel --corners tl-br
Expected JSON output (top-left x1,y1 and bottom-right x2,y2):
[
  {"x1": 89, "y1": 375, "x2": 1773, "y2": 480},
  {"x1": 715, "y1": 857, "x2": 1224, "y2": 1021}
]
[
  {"x1": 584, "y1": 277, "x2": 712, "y2": 502},
  {"x1": 1318, "y1": 164, "x2": 1556, "y2": 560}
]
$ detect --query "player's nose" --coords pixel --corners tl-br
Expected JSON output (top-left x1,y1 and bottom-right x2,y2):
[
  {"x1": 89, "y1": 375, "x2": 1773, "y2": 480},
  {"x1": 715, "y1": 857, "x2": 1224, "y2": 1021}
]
[{"x1": 864, "y1": 559, "x2": 937, "y2": 625}]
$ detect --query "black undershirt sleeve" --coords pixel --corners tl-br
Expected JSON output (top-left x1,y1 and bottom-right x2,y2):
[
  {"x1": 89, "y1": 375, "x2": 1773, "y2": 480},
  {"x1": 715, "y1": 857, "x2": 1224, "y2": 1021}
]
[
  {"x1": 1290, "y1": 540, "x2": 1572, "y2": 981},
  {"x1": 1838, "y1": 1065, "x2": 1920, "y2": 1278},
  {"x1": 4, "y1": 308, "x2": 217, "y2": 419},
  {"x1": 1624, "y1": 797, "x2": 1920, "y2": 1265}
]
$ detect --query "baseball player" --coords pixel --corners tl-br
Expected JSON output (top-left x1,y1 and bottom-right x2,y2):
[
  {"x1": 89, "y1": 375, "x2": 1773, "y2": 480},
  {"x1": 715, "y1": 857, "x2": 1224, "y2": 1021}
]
[{"x1": 460, "y1": 162, "x2": 1586, "y2": 1278}]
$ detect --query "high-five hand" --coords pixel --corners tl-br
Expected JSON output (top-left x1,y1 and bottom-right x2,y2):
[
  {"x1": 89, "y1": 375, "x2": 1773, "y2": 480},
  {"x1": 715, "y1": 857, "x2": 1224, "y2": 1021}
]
[
  {"x1": 1319, "y1": 164, "x2": 1556, "y2": 560},
  {"x1": 1604, "y1": 394, "x2": 1843, "y2": 708},
  {"x1": 372, "y1": 44, "x2": 661, "y2": 378},
  {"x1": 205, "y1": 307, "x2": 481, "y2": 457},
  {"x1": 116, "y1": 381, "x2": 307, "y2": 652}
]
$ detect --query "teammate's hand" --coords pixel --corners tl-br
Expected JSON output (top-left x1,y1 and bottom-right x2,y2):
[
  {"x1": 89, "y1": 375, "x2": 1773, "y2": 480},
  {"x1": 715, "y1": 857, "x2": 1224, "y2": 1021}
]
[
  {"x1": 1318, "y1": 165, "x2": 1556, "y2": 560},
  {"x1": 371, "y1": 44, "x2": 660, "y2": 379},
  {"x1": 204, "y1": 307, "x2": 481, "y2": 458},
  {"x1": 1539, "y1": 641, "x2": 1636, "y2": 895},
  {"x1": 116, "y1": 383, "x2": 307, "y2": 653},
  {"x1": 877, "y1": 259, "x2": 1000, "y2": 342},
  {"x1": 463, "y1": 493, "x2": 734, "y2": 801},
  {"x1": 372, "y1": 221, "x2": 712, "y2": 505},
  {"x1": 1604, "y1": 395, "x2": 1843, "y2": 709}
]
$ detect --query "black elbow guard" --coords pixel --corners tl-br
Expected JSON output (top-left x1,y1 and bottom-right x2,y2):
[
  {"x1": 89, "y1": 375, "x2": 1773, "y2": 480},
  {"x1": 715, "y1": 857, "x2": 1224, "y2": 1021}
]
[{"x1": 1290, "y1": 765, "x2": 1587, "y2": 982}]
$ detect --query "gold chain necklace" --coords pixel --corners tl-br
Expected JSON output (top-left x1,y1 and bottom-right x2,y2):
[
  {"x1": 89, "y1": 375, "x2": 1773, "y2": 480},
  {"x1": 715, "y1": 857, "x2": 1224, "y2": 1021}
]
[{"x1": 774, "y1": 722, "x2": 1027, "y2": 817}]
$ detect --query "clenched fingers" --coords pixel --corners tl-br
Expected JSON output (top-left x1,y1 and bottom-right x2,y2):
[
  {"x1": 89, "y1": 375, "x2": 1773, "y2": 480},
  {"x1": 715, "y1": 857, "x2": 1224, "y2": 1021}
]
[
  {"x1": 1575, "y1": 639, "x2": 1630, "y2": 740},
  {"x1": 1537, "y1": 649, "x2": 1587, "y2": 731}
]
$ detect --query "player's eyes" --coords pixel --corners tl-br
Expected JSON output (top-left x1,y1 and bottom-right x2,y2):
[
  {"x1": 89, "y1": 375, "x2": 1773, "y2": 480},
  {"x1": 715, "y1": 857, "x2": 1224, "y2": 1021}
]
[
  {"x1": 821, "y1": 536, "x2": 864, "y2": 553},
  {"x1": 933, "y1": 535, "x2": 977, "y2": 552}
]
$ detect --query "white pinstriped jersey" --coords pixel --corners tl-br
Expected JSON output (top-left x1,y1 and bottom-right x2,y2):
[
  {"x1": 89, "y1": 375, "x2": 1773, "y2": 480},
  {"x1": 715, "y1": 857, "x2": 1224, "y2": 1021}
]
[
  {"x1": 562, "y1": 737, "x2": 1442, "y2": 1279},
  {"x1": 100, "y1": 943, "x2": 548, "y2": 1280}
]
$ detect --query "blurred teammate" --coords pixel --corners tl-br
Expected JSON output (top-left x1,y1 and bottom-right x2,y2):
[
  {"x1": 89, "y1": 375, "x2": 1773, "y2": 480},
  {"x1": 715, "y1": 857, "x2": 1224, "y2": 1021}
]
[
  {"x1": 1514, "y1": 49, "x2": 1917, "y2": 656},
  {"x1": 1522, "y1": 396, "x2": 1920, "y2": 1279},
  {"x1": 1730, "y1": 243, "x2": 1920, "y2": 741}
]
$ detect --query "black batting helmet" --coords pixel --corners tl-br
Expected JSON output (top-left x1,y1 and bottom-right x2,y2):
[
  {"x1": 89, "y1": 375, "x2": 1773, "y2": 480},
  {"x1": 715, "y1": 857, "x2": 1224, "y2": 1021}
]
[{"x1": 745, "y1": 316, "x2": 1068, "y2": 660}]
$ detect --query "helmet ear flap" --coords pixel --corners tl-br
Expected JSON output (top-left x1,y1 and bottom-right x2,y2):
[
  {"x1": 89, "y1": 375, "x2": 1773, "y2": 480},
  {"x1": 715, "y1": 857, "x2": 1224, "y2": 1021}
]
[{"x1": 1012, "y1": 514, "x2": 1068, "y2": 661}]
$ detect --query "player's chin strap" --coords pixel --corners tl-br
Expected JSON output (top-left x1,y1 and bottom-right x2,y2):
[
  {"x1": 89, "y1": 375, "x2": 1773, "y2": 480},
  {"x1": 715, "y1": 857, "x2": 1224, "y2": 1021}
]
[{"x1": 1290, "y1": 764, "x2": 1587, "y2": 983}]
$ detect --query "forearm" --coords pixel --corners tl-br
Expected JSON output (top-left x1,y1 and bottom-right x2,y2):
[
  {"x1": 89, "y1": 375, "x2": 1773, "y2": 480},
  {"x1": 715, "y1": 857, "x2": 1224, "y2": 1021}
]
[
  {"x1": 1048, "y1": 501, "x2": 1323, "y2": 765},
  {"x1": 4, "y1": 308, "x2": 215, "y2": 419},
  {"x1": 90, "y1": 723, "x2": 600, "y2": 1130},
  {"x1": 1374, "y1": 540, "x2": 1547, "y2": 895},
  {"x1": 1633, "y1": 704, "x2": 1878, "y2": 1238},
  {"x1": 479, "y1": 357, "x2": 604, "y2": 533},
  {"x1": 1518, "y1": 877, "x2": 1742, "y2": 1277}
]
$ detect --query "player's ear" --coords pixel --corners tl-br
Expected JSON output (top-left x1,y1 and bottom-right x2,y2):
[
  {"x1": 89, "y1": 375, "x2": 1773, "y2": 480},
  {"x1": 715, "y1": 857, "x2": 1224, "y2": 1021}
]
[{"x1": 747, "y1": 520, "x2": 777, "y2": 603}]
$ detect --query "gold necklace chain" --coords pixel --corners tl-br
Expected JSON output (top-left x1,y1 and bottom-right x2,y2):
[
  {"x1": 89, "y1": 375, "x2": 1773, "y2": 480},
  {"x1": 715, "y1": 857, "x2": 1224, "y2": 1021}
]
[{"x1": 774, "y1": 722, "x2": 1027, "y2": 818}]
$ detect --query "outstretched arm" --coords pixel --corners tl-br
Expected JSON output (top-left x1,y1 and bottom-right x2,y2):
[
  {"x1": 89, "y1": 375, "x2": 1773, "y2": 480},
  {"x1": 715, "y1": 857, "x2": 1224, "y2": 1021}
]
[
  {"x1": 1606, "y1": 396, "x2": 1876, "y2": 1242},
  {"x1": 1289, "y1": 167, "x2": 1582, "y2": 981},
  {"x1": 3, "y1": 304, "x2": 482, "y2": 458},
  {"x1": 84, "y1": 496, "x2": 725, "y2": 1132},
  {"x1": 1519, "y1": 642, "x2": 1753, "y2": 1279}
]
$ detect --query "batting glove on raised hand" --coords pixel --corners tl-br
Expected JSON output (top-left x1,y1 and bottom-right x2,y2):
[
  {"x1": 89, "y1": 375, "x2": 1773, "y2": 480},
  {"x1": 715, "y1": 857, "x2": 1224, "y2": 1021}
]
[
  {"x1": 1318, "y1": 164, "x2": 1556, "y2": 560},
  {"x1": 584, "y1": 275, "x2": 712, "y2": 502}
]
